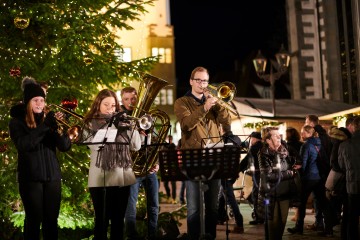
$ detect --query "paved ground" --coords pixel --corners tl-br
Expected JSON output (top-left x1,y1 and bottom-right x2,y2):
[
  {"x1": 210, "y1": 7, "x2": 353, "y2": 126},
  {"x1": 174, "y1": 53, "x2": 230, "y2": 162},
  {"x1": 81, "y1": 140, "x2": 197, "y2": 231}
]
[{"x1": 159, "y1": 182, "x2": 342, "y2": 240}]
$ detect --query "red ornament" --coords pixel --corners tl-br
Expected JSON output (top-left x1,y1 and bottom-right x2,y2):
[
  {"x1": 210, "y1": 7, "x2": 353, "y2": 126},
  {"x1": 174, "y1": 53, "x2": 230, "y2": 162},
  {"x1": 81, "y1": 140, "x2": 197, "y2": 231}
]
[
  {"x1": 0, "y1": 144, "x2": 8, "y2": 153},
  {"x1": 61, "y1": 97, "x2": 78, "y2": 110},
  {"x1": 9, "y1": 67, "x2": 21, "y2": 77}
]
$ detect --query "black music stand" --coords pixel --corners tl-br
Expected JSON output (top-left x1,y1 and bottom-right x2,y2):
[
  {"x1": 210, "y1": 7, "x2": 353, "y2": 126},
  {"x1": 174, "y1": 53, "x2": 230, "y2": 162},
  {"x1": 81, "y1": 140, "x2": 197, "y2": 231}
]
[
  {"x1": 77, "y1": 121, "x2": 133, "y2": 239},
  {"x1": 159, "y1": 146, "x2": 241, "y2": 239}
]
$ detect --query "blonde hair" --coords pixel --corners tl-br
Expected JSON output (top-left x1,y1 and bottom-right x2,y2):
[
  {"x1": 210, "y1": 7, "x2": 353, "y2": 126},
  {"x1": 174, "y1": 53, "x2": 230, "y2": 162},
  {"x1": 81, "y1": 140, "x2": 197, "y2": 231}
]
[{"x1": 301, "y1": 125, "x2": 318, "y2": 137}]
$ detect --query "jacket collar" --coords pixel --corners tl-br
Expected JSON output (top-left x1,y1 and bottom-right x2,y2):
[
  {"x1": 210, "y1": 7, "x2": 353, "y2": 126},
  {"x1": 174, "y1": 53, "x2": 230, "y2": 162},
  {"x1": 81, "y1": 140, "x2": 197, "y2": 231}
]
[{"x1": 185, "y1": 90, "x2": 206, "y2": 104}]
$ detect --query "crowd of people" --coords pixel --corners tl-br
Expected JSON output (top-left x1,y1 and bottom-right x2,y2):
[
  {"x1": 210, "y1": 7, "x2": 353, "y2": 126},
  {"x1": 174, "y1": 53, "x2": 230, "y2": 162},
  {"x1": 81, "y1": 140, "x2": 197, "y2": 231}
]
[{"x1": 8, "y1": 72, "x2": 360, "y2": 240}]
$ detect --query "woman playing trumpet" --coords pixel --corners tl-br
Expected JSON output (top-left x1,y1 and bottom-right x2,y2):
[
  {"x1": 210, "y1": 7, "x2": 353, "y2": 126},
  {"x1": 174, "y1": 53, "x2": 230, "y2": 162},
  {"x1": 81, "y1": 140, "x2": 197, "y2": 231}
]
[
  {"x1": 83, "y1": 89, "x2": 141, "y2": 240},
  {"x1": 9, "y1": 77, "x2": 71, "y2": 240}
]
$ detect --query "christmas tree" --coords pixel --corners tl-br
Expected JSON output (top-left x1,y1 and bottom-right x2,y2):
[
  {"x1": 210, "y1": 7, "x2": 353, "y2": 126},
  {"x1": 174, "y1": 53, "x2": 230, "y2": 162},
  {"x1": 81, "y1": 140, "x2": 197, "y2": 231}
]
[{"x1": 0, "y1": 0, "x2": 158, "y2": 238}]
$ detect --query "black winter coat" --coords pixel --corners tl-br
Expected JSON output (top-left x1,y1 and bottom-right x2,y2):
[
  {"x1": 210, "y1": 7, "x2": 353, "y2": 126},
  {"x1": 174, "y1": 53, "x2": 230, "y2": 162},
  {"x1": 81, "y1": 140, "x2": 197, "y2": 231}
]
[
  {"x1": 9, "y1": 104, "x2": 71, "y2": 183},
  {"x1": 257, "y1": 144, "x2": 294, "y2": 220}
]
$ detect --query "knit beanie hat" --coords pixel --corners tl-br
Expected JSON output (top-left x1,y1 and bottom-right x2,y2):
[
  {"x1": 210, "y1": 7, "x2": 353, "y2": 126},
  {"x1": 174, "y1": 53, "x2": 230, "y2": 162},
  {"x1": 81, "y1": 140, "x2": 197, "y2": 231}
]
[{"x1": 21, "y1": 77, "x2": 45, "y2": 105}]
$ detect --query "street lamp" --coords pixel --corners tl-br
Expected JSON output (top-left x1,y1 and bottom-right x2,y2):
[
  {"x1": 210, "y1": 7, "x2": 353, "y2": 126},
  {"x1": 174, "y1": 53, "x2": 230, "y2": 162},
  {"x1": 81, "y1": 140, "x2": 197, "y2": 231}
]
[{"x1": 253, "y1": 45, "x2": 290, "y2": 117}]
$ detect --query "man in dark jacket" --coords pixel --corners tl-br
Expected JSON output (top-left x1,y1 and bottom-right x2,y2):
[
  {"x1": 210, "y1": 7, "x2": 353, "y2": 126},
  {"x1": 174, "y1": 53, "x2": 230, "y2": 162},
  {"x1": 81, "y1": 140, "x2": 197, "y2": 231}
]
[
  {"x1": 239, "y1": 131, "x2": 263, "y2": 225},
  {"x1": 338, "y1": 116, "x2": 360, "y2": 240}
]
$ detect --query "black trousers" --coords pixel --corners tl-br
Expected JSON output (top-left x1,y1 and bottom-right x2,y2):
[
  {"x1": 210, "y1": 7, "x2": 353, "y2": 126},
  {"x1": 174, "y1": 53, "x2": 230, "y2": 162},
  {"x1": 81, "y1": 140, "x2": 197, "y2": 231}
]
[
  {"x1": 90, "y1": 186, "x2": 130, "y2": 240},
  {"x1": 19, "y1": 180, "x2": 61, "y2": 240}
]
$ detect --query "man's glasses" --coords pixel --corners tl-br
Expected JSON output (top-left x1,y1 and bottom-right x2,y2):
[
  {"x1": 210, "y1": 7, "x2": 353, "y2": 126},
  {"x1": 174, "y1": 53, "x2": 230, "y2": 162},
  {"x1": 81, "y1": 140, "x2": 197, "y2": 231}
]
[{"x1": 192, "y1": 78, "x2": 209, "y2": 83}]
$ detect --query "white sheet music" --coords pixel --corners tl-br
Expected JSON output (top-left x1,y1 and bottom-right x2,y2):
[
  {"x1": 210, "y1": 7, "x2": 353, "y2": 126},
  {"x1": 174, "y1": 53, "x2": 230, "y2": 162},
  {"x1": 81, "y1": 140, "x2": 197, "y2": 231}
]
[{"x1": 92, "y1": 129, "x2": 117, "y2": 143}]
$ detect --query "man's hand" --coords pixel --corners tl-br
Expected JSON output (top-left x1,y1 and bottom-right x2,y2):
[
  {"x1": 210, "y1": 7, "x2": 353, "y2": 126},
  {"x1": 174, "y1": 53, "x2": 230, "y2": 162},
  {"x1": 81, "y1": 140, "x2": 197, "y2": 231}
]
[
  {"x1": 204, "y1": 95, "x2": 218, "y2": 111},
  {"x1": 148, "y1": 164, "x2": 159, "y2": 174}
]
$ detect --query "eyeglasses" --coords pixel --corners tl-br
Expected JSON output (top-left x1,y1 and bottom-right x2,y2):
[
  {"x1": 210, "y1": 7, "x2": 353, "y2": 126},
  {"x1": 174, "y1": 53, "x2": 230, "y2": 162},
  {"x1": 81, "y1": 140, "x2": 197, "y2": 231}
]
[{"x1": 192, "y1": 78, "x2": 209, "y2": 83}]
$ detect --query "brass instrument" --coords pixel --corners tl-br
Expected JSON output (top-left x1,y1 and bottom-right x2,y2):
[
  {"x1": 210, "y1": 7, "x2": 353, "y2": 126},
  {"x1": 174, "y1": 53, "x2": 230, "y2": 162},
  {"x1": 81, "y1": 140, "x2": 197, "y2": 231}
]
[
  {"x1": 131, "y1": 73, "x2": 171, "y2": 177},
  {"x1": 124, "y1": 114, "x2": 153, "y2": 130},
  {"x1": 205, "y1": 81, "x2": 238, "y2": 115},
  {"x1": 46, "y1": 104, "x2": 83, "y2": 142}
]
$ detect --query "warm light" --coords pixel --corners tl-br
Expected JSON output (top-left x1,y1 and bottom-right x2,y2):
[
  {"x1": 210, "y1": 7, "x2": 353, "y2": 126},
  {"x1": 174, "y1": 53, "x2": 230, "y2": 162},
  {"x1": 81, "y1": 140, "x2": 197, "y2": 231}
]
[
  {"x1": 253, "y1": 50, "x2": 267, "y2": 75},
  {"x1": 275, "y1": 44, "x2": 290, "y2": 68}
]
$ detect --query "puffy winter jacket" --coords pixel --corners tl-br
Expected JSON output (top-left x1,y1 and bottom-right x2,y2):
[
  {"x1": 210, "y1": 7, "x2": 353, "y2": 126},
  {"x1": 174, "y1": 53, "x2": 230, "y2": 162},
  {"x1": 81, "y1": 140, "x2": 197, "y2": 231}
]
[{"x1": 9, "y1": 103, "x2": 71, "y2": 182}]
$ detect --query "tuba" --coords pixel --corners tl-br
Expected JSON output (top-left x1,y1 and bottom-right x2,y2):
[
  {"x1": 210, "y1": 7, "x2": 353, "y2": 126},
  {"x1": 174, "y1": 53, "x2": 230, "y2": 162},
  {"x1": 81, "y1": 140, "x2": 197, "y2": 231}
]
[{"x1": 131, "y1": 73, "x2": 171, "y2": 177}]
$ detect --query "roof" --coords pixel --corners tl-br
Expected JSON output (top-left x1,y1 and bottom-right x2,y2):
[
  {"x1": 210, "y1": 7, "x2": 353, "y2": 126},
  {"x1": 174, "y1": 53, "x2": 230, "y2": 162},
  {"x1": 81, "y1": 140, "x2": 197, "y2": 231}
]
[{"x1": 230, "y1": 98, "x2": 356, "y2": 120}]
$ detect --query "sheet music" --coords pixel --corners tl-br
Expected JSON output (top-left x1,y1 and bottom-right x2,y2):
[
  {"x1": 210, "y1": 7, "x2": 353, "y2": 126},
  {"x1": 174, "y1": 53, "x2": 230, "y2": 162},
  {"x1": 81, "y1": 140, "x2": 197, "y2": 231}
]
[{"x1": 92, "y1": 129, "x2": 117, "y2": 143}]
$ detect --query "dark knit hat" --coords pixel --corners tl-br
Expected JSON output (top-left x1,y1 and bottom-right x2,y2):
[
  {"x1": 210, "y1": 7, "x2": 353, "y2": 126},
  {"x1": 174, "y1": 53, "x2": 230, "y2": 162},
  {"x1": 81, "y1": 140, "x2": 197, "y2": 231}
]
[
  {"x1": 22, "y1": 77, "x2": 45, "y2": 105},
  {"x1": 250, "y1": 131, "x2": 262, "y2": 140}
]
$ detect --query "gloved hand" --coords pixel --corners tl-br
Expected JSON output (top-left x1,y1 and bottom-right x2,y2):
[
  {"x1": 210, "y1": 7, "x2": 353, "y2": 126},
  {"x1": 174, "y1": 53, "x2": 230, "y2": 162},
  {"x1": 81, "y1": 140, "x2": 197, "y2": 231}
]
[
  {"x1": 223, "y1": 131, "x2": 241, "y2": 146},
  {"x1": 113, "y1": 111, "x2": 128, "y2": 127},
  {"x1": 44, "y1": 111, "x2": 58, "y2": 130}
]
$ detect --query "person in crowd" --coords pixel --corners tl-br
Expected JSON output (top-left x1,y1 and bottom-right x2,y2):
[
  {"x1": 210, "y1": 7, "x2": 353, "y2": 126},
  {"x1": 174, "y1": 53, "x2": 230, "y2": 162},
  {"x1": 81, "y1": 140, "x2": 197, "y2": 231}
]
[
  {"x1": 177, "y1": 139, "x2": 186, "y2": 205},
  {"x1": 239, "y1": 131, "x2": 264, "y2": 225},
  {"x1": 217, "y1": 178, "x2": 244, "y2": 234},
  {"x1": 287, "y1": 125, "x2": 333, "y2": 236},
  {"x1": 304, "y1": 114, "x2": 332, "y2": 231},
  {"x1": 329, "y1": 117, "x2": 354, "y2": 239},
  {"x1": 338, "y1": 116, "x2": 360, "y2": 240},
  {"x1": 162, "y1": 135, "x2": 177, "y2": 204},
  {"x1": 217, "y1": 133, "x2": 244, "y2": 233},
  {"x1": 83, "y1": 89, "x2": 141, "y2": 240},
  {"x1": 174, "y1": 66, "x2": 232, "y2": 239},
  {"x1": 285, "y1": 127, "x2": 303, "y2": 221},
  {"x1": 257, "y1": 127, "x2": 295, "y2": 240},
  {"x1": 122, "y1": 86, "x2": 160, "y2": 240},
  {"x1": 9, "y1": 77, "x2": 71, "y2": 240}
]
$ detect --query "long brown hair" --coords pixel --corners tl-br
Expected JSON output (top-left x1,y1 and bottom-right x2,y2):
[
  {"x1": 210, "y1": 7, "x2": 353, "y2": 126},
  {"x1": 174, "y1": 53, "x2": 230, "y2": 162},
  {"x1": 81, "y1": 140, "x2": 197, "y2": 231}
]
[
  {"x1": 25, "y1": 102, "x2": 45, "y2": 128},
  {"x1": 83, "y1": 89, "x2": 121, "y2": 125}
]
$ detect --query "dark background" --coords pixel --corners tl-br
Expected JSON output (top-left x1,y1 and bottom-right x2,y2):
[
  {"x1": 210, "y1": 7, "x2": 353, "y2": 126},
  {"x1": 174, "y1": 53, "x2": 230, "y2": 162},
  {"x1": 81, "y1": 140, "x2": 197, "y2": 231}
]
[{"x1": 169, "y1": 0, "x2": 288, "y2": 97}]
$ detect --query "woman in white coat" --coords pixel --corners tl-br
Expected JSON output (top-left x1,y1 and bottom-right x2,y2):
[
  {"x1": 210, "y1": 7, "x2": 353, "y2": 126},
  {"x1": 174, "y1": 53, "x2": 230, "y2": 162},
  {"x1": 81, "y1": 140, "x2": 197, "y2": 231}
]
[{"x1": 83, "y1": 89, "x2": 141, "y2": 240}]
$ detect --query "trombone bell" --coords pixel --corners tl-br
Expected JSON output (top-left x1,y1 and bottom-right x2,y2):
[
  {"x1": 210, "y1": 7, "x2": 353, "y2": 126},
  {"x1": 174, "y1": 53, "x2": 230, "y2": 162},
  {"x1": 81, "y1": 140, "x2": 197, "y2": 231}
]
[{"x1": 206, "y1": 81, "x2": 238, "y2": 115}]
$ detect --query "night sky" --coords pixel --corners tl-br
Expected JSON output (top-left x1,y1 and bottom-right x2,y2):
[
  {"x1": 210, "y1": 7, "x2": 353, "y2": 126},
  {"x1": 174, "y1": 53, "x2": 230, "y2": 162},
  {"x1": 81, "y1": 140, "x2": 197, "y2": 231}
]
[{"x1": 169, "y1": 0, "x2": 288, "y2": 97}]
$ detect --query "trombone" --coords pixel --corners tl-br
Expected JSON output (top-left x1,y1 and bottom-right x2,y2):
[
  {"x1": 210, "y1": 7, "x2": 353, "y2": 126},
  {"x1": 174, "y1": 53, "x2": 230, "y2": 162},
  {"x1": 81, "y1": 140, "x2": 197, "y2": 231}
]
[
  {"x1": 204, "y1": 81, "x2": 238, "y2": 115},
  {"x1": 46, "y1": 104, "x2": 83, "y2": 142}
]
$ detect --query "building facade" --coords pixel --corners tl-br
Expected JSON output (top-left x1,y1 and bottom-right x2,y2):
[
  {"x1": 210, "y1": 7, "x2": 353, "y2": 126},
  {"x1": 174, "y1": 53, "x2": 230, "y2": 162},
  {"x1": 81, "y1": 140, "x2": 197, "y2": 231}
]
[{"x1": 286, "y1": 0, "x2": 360, "y2": 104}]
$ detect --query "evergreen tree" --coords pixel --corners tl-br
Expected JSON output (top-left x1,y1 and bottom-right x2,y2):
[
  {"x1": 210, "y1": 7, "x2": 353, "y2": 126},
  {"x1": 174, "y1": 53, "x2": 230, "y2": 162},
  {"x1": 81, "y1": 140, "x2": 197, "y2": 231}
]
[{"x1": 0, "y1": 1, "x2": 158, "y2": 238}]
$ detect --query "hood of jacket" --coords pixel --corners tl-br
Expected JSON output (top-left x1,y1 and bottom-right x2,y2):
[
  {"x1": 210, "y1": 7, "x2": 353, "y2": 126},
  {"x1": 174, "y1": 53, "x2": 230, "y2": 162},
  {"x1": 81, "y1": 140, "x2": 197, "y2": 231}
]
[
  {"x1": 10, "y1": 103, "x2": 26, "y2": 120},
  {"x1": 329, "y1": 127, "x2": 351, "y2": 141}
]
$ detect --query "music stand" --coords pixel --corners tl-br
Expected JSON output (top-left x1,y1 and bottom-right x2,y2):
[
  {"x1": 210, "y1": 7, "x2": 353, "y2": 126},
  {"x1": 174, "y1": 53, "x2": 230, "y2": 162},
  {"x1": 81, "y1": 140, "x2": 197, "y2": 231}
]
[
  {"x1": 76, "y1": 121, "x2": 133, "y2": 239},
  {"x1": 159, "y1": 146, "x2": 241, "y2": 239}
]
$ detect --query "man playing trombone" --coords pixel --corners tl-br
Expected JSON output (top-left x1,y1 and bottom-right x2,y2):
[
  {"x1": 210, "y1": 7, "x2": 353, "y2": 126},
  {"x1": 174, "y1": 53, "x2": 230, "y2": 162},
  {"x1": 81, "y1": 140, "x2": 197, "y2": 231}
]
[{"x1": 174, "y1": 66, "x2": 233, "y2": 240}]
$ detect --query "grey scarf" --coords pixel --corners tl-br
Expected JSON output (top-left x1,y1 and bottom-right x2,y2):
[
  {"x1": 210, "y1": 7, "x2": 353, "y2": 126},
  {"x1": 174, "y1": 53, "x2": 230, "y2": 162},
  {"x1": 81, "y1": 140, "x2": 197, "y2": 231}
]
[{"x1": 91, "y1": 114, "x2": 133, "y2": 171}]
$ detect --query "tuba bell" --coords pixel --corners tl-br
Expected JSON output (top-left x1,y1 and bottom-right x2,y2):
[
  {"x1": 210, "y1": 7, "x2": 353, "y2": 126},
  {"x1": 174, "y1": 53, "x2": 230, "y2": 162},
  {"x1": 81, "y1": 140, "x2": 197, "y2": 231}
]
[{"x1": 131, "y1": 73, "x2": 171, "y2": 177}]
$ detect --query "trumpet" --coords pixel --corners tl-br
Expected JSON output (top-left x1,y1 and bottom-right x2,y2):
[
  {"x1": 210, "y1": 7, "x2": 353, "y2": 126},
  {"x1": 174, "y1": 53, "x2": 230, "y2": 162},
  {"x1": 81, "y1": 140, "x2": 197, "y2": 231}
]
[
  {"x1": 46, "y1": 104, "x2": 83, "y2": 142},
  {"x1": 204, "y1": 81, "x2": 238, "y2": 115},
  {"x1": 120, "y1": 113, "x2": 153, "y2": 131}
]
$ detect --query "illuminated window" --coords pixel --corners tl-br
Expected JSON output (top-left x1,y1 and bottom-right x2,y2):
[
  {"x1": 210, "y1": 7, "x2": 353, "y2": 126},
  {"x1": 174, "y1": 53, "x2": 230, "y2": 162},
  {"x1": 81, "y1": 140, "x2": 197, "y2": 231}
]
[
  {"x1": 151, "y1": 47, "x2": 172, "y2": 64},
  {"x1": 114, "y1": 47, "x2": 132, "y2": 62},
  {"x1": 155, "y1": 89, "x2": 173, "y2": 105},
  {"x1": 167, "y1": 89, "x2": 173, "y2": 104}
]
